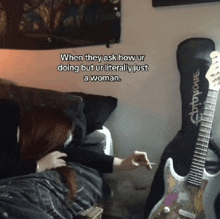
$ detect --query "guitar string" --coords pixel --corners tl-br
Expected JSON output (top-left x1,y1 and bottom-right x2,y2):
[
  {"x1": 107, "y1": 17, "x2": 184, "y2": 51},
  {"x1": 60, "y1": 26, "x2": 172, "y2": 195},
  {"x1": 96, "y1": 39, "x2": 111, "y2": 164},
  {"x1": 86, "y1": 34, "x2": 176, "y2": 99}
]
[
  {"x1": 188, "y1": 89, "x2": 218, "y2": 185},
  {"x1": 194, "y1": 91, "x2": 216, "y2": 174}
]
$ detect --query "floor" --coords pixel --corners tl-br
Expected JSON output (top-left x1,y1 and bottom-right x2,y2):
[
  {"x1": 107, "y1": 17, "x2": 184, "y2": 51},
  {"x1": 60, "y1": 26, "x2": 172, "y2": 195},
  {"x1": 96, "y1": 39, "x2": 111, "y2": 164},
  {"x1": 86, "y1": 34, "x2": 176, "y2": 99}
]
[
  {"x1": 102, "y1": 215, "x2": 121, "y2": 219},
  {"x1": 102, "y1": 212, "x2": 144, "y2": 219}
]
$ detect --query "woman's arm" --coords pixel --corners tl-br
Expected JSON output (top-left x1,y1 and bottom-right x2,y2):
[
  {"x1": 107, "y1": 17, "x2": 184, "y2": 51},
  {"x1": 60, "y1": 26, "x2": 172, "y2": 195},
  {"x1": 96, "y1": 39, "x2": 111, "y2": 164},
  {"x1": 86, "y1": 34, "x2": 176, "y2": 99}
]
[
  {"x1": 62, "y1": 146, "x2": 152, "y2": 173},
  {"x1": 17, "y1": 149, "x2": 68, "y2": 174},
  {"x1": 113, "y1": 151, "x2": 152, "y2": 172}
]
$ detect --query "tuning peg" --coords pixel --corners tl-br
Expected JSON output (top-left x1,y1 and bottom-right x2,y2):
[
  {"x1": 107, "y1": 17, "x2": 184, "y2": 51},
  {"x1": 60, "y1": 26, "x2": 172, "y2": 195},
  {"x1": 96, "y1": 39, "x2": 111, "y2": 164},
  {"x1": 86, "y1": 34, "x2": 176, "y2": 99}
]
[{"x1": 210, "y1": 51, "x2": 220, "y2": 58}]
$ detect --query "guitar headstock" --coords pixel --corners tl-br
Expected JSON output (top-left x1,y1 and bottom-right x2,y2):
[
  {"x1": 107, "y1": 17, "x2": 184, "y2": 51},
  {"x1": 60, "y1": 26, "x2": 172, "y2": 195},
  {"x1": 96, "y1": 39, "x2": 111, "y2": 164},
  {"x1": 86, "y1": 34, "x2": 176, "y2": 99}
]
[{"x1": 206, "y1": 51, "x2": 220, "y2": 91}]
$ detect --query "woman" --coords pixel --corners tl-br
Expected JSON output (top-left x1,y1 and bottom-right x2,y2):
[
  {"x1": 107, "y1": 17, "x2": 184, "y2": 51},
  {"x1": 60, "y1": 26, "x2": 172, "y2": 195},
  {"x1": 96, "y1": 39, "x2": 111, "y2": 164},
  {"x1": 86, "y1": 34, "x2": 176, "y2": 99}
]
[
  {"x1": 0, "y1": 99, "x2": 152, "y2": 197},
  {"x1": 19, "y1": 105, "x2": 153, "y2": 173}
]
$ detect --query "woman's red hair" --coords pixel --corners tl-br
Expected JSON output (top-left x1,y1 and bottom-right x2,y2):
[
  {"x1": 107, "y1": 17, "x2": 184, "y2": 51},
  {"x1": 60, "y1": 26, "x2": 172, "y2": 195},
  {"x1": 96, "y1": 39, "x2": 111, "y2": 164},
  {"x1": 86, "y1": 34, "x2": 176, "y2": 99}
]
[{"x1": 19, "y1": 106, "x2": 77, "y2": 200}]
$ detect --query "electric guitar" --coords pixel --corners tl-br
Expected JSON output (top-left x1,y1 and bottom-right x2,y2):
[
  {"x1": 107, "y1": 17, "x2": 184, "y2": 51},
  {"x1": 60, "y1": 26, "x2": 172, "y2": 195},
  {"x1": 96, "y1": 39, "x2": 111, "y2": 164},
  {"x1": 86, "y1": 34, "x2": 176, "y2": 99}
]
[{"x1": 148, "y1": 51, "x2": 220, "y2": 219}]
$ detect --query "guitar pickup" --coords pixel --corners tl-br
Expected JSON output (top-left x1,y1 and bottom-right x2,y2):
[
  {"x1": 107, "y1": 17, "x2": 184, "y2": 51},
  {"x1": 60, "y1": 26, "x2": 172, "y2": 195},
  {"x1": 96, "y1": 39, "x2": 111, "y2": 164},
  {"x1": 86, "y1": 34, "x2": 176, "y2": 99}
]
[{"x1": 178, "y1": 209, "x2": 196, "y2": 219}]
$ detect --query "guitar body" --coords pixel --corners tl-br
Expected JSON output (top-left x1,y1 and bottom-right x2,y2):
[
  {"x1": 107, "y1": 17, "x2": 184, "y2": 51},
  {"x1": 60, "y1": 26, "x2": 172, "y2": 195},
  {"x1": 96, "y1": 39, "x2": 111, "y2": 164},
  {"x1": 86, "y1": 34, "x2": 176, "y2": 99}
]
[{"x1": 148, "y1": 158, "x2": 220, "y2": 219}]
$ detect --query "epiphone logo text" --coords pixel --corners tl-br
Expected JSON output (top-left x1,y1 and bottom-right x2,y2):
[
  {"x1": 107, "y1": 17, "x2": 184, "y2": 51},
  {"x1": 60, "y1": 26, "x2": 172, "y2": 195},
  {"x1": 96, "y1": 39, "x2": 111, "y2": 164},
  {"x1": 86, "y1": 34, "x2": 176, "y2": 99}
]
[{"x1": 189, "y1": 70, "x2": 202, "y2": 126}]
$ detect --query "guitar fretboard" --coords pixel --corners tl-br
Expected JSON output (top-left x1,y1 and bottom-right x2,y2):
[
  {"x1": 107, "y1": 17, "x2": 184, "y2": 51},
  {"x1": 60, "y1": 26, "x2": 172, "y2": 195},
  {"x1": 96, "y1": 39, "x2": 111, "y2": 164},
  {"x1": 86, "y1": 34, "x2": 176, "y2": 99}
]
[{"x1": 187, "y1": 89, "x2": 219, "y2": 186}]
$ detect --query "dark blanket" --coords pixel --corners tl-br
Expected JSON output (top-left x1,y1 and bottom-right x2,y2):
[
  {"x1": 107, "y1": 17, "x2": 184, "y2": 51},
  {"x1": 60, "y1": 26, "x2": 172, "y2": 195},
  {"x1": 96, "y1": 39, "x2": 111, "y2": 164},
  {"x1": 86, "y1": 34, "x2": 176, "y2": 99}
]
[{"x1": 0, "y1": 162, "x2": 110, "y2": 219}]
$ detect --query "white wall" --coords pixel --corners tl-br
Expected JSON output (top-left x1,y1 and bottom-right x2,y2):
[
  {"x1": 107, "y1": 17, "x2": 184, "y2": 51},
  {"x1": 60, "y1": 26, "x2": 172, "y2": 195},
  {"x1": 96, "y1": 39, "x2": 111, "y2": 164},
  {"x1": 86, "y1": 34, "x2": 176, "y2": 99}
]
[{"x1": 1, "y1": 0, "x2": 220, "y2": 216}]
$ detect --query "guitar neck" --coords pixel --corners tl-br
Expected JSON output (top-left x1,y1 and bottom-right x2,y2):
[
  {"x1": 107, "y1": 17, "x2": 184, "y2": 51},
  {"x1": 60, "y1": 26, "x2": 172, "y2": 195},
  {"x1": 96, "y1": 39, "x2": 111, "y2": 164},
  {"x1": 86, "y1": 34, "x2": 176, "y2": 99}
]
[{"x1": 187, "y1": 89, "x2": 219, "y2": 186}]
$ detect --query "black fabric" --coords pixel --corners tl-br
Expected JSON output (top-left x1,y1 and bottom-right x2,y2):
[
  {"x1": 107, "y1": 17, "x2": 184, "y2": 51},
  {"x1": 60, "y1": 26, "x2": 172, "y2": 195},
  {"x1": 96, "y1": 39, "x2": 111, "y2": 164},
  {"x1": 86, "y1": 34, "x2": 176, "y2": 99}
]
[
  {"x1": 0, "y1": 99, "x2": 20, "y2": 136},
  {"x1": 0, "y1": 150, "x2": 37, "y2": 179},
  {"x1": 6, "y1": 84, "x2": 87, "y2": 142},
  {"x1": 144, "y1": 38, "x2": 220, "y2": 218},
  {"x1": 68, "y1": 92, "x2": 117, "y2": 135},
  {"x1": 177, "y1": 38, "x2": 215, "y2": 133},
  {"x1": 0, "y1": 100, "x2": 37, "y2": 178},
  {"x1": 64, "y1": 98, "x2": 87, "y2": 142},
  {"x1": 61, "y1": 143, "x2": 114, "y2": 173},
  {"x1": 0, "y1": 162, "x2": 111, "y2": 218}
]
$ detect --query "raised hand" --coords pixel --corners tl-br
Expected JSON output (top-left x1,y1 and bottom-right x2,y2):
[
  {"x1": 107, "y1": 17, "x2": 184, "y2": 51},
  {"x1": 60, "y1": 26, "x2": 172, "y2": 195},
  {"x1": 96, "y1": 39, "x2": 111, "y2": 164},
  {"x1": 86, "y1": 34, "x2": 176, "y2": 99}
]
[{"x1": 113, "y1": 150, "x2": 153, "y2": 172}]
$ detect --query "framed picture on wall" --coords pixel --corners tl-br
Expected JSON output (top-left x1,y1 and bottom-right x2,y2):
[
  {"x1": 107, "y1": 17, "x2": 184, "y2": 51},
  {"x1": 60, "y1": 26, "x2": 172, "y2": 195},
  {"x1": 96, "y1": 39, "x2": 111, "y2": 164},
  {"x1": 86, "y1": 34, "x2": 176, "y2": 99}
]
[
  {"x1": 153, "y1": 0, "x2": 220, "y2": 7},
  {"x1": 0, "y1": 0, "x2": 121, "y2": 50}
]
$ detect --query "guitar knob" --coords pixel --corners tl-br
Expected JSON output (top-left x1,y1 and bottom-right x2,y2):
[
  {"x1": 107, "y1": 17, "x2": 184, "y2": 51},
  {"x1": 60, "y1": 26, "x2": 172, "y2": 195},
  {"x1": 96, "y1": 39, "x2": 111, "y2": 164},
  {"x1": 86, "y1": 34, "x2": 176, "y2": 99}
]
[
  {"x1": 164, "y1": 207, "x2": 170, "y2": 213},
  {"x1": 156, "y1": 212, "x2": 160, "y2": 217}
]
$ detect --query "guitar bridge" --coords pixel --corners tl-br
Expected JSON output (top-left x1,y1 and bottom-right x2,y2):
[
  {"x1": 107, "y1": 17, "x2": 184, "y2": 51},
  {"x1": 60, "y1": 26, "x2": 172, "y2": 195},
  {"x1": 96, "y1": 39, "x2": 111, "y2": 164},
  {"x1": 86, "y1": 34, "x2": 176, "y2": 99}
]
[{"x1": 178, "y1": 209, "x2": 196, "y2": 219}]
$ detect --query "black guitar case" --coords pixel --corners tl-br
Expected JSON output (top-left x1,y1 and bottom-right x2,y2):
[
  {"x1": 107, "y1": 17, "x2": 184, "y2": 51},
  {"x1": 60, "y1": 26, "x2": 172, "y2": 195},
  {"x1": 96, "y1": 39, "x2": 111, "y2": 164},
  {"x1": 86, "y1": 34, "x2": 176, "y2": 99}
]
[{"x1": 144, "y1": 38, "x2": 220, "y2": 218}]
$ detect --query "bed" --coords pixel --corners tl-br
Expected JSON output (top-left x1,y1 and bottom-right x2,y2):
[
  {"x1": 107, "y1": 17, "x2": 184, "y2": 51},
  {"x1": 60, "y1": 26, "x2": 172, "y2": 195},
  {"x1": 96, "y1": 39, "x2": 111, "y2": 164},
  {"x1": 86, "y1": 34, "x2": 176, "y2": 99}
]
[{"x1": 0, "y1": 79, "x2": 117, "y2": 218}]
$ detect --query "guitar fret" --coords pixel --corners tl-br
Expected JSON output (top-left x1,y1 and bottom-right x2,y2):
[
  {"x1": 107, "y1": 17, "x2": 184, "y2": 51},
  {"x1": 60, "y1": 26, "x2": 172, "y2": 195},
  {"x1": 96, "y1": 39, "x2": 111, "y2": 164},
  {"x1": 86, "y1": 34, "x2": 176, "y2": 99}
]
[
  {"x1": 189, "y1": 172, "x2": 203, "y2": 179},
  {"x1": 192, "y1": 158, "x2": 206, "y2": 163},
  {"x1": 188, "y1": 181, "x2": 201, "y2": 187},
  {"x1": 190, "y1": 164, "x2": 204, "y2": 171},
  {"x1": 196, "y1": 141, "x2": 209, "y2": 148},
  {"x1": 187, "y1": 179, "x2": 202, "y2": 186},
  {"x1": 193, "y1": 158, "x2": 206, "y2": 163},
  {"x1": 196, "y1": 143, "x2": 209, "y2": 149},
  {"x1": 197, "y1": 143, "x2": 209, "y2": 147},
  {"x1": 197, "y1": 138, "x2": 209, "y2": 141},
  {"x1": 195, "y1": 148, "x2": 208, "y2": 153},
  {"x1": 194, "y1": 151, "x2": 206, "y2": 156},
  {"x1": 193, "y1": 161, "x2": 206, "y2": 166},
  {"x1": 191, "y1": 163, "x2": 205, "y2": 168},
  {"x1": 206, "y1": 101, "x2": 216, "y2": 107},
  {"x1": 188, "y1": 175, "x2": 202, "y2": 183},
  {"x1": 204, "y1": 103, "x2": 215, "y2": 110},
  {"x1": 203, "y1": 107, "x2": 215, "y2": 112},
  {"x1": 206, "y1": 100, "x2": 216, "y2": 105},
  {"x1": 201, "y1": 124, "x2": 212, "y2": 130},
  {"x1": 194, "y1": 149, "x2": 208, "y2": 155},
  {"x1": 198, "y1": 136, "x2": 210, "y2": 141},
  {"x1": 196, "y1": 147, "x2": 208, "y2": 152},
  {"x1": 198, "y1": 134, "x2": 210, "y2": 139},
  {"x1": 203, "y1": 109, "x2": 215, "y2": 113},
  {"x1": 193, "y1": 157, "x2": 205, "y2": 164},
  {"x1": 207, "y1": 94, "x2": 218, "y2": 99},
  {"x1": 200, "y1": 123, "x2": 211, "y2": 127},
  {"x1": 200, "y1": 125, "x2": 211, "y2": 131},
  {"x1": 201, "y1": 118, "x2": 212, "y2": 123},
  {"x1": 191, "y1": 166, "x2": 204, "y2": 172},
  {"x1": 188, "y1": 174, "x2": 203, "y2": 181},
  {"x1": 200, "y1": 128, "x2": 210, "y2": 134},
  {"x1": 198, "y1": 133, "x2": 210, "y2": 139},
  {"x1": 200, "y1": 122, "x2": 212, "y2": 129},
  {"x1": 205, "y1": 96, "x2": 216, "y2": 101},
  {"x1": 188, "y1": 182, "x2": 201, "y2": 187},
  {"x1": 193, "y1": 153, "x2": 206, "y2": 161},
  {"x1": 209, "y1": 88, "x2": 219, "y2": 92},
  {"x1": 196, "y1": 140, "x2": 209, "y2": 145},
  {"x1": 196, "y1": 145, "x2": 208, "y2": 149},
  {"x1": 190, "y1": 169, "x2": 204, "y2": 175},
  {"x1": 207, "y1": 94, "x2": 217, "y2": 98},
  {"x1": 193, "y1": 154, "x2": 206, "y2": 160},
  {"x1": 198, "y1": 132, "x2": 210, "y2": 136},
  {"x1": 197, "y1": 142, "x2": 208, "y2": 146},
  {"x1": 200, "y1": 128, "x2": 211, "y2": 132},
  {"x1": 192, "y1": 158, "x2": 205, "y2": 164},
  {"x1": 202, "y1": 113, "x2": 214, "y2": 118},
  {"x1": 204, "y1": 108, "x2": 215, "y2": 112},
  {"x1": 188, "y1": 175, "x2": 202, "y2": 181},
  {"x1": 200, "y1": 131, "x2": 209, "y2": 134}
]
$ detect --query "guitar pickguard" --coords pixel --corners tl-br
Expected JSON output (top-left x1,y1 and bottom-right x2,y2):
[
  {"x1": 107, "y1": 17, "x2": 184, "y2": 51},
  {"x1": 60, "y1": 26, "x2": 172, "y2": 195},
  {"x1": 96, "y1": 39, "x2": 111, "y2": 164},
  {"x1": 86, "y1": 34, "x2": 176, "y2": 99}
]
[{"x1": 148, "y1": 158, "x2": 220, "y2": 219}]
